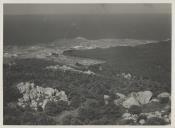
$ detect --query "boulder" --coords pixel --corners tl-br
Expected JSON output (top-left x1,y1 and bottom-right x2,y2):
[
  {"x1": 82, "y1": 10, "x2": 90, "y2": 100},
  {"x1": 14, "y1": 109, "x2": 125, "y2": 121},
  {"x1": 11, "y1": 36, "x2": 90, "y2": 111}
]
[
  {"x1": 139, "y1": 119, "x2": 146, "y2": 125},
  {"x1": 56, "y1": 91, "x2": 68, "y2": 101},
  {"x1": 150, "y1": 98, "x2": 159, "y2": 103},
  {"x1": 44, "y1": 87, "x2": 55, "y2": 97},
  {"x1": 122, "y1": 97, "x2": 140, "y2": 108},
  {"x1": 29, "y1": 88, "x2": 38, "y2": 100},
  {"x1": 122, "y1": 113, "x2": 138, "y2": 122},
  {"x1": 116, "y1": 93, "x2": 126, "y2": 99},
  {"x1": 157, "y1": 92, "x2": 170, "y2": 98},
  {"x1": 141, "y1": 111, "x2": 162, "y2": 119},
  {"x1": 104, "y1": 95, "x2": 110, "y2": 105},
  {"x1": 16, "y1": 82, "x2": 69, "y2": 111},
  {"x1": 23, "y1": 93, "x2": 30, "y2": 101},
  {"x1": 114, "y1": 98, "x2": 125, "y2": 106},
  {"x1": 42, "y1": 99, "x2": 49, "y2": 110},
  {"x1": 135, "y1": 91, "x2": 153, "y2": 105},
  {"x1": 157, "y1": 92, "x2": 171, "y2": 102}
]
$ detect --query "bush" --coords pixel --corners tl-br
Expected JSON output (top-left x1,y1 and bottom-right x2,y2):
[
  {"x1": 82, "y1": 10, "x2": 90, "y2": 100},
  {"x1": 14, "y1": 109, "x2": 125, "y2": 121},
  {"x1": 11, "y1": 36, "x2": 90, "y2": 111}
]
[
  {"x1": 35, "y1": 113, "x2": 56, "y2": 125},
  {"x1": 44, "y1": 101, "x2": 68, "y2": 116},
  {"x1": 21, "y1": 111, "x2": 56, "y2": 125},
  {"x1": 78, "y1": 99, "x2": 101, "y2": 120},
  {"x1": 44, "y1": 101, "x2": 58, "y2": 116},
  {"x1": 4, "y1": 116, "x2": 21, "y2": 125},
  {"x1": 159, "y1": 97, "x2": 170, "y2": 104},
  {"x1": 146, "y1": 117, "x2": 166, "y2": 125},
  {"x1": 62, "y1": 115, "x2": 83, "y2": 125},
  {"x1": 56, "y1": 100, "x2": 69, "y2": 113},
  {"x1": 21, "y1": 111, "x2": 37, "y2": 125},
  {"x1": 128, "y1": 105, "x2": 142, "y2": 115}
]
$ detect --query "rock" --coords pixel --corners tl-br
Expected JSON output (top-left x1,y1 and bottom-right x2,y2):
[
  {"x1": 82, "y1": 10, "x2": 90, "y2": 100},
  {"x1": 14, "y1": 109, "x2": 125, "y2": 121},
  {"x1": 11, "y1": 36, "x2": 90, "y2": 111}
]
[
  {"x1": 163, "y1": 117, "x2": 170, "y2": 123},
  {"x1": 16, "y1": 82, "x2": 69, "y2": 111},
  {"x1": 116, "y1": 93, "x2": 126, "y2": 99},
  {"x1": 104, "y1": 95, "x2": 110, "y2": 105},
  {"x1": 122, "y1": 73, "x2": 132, "y2": 80},
  {"x1": 157, "y1": 92, "x2": 171, "y2": 102},
  {"x1": 157, "y1": 92, "x2": 170, "y2": 98},
  {"x1": 42, "y1": 99, "x2": 49, "y2": 110},
  {"x1": 29, "y1": 88, "x2": 38, "y2": 100},
  {"x1": 23, "y1": 93, "x2": 30, "y2": 101},
  {"x1": 169, "y1": 113, "x2": 171, "y2": 121},
  {"x1": 133, "y1": 91, "x2": 153, "y2": 105},
  {"x1": 44, "y1": 87, "x2": 55, "y2": 97},
  {"x1": 122, "y1": 113, "x2": 131, "y2": 119},
  {"x1": 114, "y1": 98, "x2": 125, "y2": 106},
  {"x1": 142, "y1": 111, "x2": 162, "y2": 119},
  {"x1": 122, "y1": 97, "x2": 140, "y2": 108},
  {"x1": 30, "y1": 100, "x2": 38, "y2": 109},
  {"x1": 122, "y1": 113, "x2": 138, "y2": 122},
  {"x1": 56, "y1": 91, "x2": 68, "y2": 101},
  {"x1": 139, "y1": 119, "x2": 146, "y2": 125},
  {"x1": 150, "y1": 98, "x2": 159, "y2": 103},
  {"x1": 16, "y1": 82, "x2": 31, "y2": 94}
]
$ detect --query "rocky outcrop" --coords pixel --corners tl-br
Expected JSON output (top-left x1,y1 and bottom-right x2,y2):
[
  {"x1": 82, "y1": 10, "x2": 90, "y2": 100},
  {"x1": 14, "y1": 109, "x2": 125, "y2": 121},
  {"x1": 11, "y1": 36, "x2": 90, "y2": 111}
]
[
  {"x1": 16, "y1": 82, "x2": 68, "y2": 111},
  {"x1": 112, "y1": 91, "x2": 153, "y2": 108},
  {"x1": 131, "y1": 91, "x2": 153, "y2": 105},
  {"x1": 105, "y1": 90, "x2": 171, "y2": 125},
  {"x1": 157, "y1": 92, "x2": 171, "y2": 100},
  {"x1": 122, "y1": 97, "x2": 140, "y2": 108}
]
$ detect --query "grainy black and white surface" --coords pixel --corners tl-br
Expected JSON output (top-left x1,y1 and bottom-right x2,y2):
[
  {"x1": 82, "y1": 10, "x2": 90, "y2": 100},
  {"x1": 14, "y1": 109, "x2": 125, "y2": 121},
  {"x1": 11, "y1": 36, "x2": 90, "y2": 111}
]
[{"x1": 3, "y1": 3, "x2": 171, "y2": 125}]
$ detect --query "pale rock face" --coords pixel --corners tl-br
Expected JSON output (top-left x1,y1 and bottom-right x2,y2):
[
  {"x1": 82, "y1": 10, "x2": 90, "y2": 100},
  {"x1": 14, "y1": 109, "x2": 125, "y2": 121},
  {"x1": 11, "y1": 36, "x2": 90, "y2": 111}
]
[
  {"x1": 150, "y1": 98, "x2": 159, "y2": 103},
  {"x1": 57, "y1": 91, "x2": 68, "y2": 101},
  {"x1": 29, "y1": 88, "x2": 38, "y2": 100},
  {"x1": 23, "y1": 93, "x2": 30, "y2": 101},
  {"x1": 114, "y1": 98, "x2": 125, "y2": 106},
  {"x1": 104, "y1": 95, "x2": 110, "y2": 105},
  {"x1": 169, "y1": 113, "x2": 171, "y2": 121},
  {"x1": 122, "y1": 97, "x2": 140, "y2": 108},
  {"x1": 44, "y1": 87, "x2": 55, "y2": 97},
  {"x1": 141, "y1": 111, "x2": 162, "y2": 119},
  {"x1": 122, "y1": 113, "x2": 138, "y2": 122},
  {"x1": 42, "y1": 99, "x2": 49, "y2": 110},
  {"x1": 122, "y1": 113, "x2": 131, "y2": 118},
  {"x1": 16, "y1": 82, "x2": 31, "y2": 94},
  {"x1": 157, "y1": 92, "x2": 171, "y2": 101},
  {"x1": 116, "y1": 93, "x2": 126, "y2": 99},
  {"x1": 16, "y1": 82, "x2": 69, "y2": 111},
  {"x1": 134, "y1": 91, "x2": 153, "y2": 105},
  {"x1": 121, "y1": 73, "x2": 132, "y2": 80},
  {"x1": 157, "y1": 92, "x2": 170, "y2": 98},
  {"x1": 139, "y1": 119, "x2": 146, "y2": 125}
]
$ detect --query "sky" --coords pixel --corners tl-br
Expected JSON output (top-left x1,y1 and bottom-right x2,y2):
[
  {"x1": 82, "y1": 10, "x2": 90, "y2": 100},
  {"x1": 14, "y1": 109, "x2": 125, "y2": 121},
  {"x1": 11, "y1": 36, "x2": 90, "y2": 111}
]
[{"x1": 4, "y1": 4, "x2": 171, "y2": 15}]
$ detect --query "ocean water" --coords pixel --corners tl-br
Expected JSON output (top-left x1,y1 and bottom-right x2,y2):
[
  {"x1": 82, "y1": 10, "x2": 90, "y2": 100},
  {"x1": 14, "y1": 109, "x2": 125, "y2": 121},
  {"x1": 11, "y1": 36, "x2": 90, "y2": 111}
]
[{"x1": 3, "y1": 14, "x2": 171, "y2": 46}]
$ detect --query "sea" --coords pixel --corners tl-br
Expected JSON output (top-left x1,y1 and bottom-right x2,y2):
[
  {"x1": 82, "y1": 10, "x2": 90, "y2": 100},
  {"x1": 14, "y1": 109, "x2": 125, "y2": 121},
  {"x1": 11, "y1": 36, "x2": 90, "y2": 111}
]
[{"x1": 3, "y1": 13, "x2": 171, "y2": 46}]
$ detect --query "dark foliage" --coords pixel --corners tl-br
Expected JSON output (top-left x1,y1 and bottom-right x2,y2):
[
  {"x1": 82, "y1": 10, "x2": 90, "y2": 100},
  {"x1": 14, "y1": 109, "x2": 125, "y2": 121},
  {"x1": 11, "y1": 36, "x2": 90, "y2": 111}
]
[
  {"x1": 128, "y1": 105, "x2": 142, "y2": 115},
  {"x1": 146, "y1": 117, "x2": 167, "y2": 125}
]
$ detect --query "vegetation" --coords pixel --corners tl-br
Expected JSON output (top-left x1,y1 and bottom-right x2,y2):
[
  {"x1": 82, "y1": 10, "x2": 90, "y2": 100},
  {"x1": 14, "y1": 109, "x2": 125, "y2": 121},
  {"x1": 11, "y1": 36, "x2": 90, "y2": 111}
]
[{"x1": 3, "y1": 41, "x2": 171, "y2": 125}]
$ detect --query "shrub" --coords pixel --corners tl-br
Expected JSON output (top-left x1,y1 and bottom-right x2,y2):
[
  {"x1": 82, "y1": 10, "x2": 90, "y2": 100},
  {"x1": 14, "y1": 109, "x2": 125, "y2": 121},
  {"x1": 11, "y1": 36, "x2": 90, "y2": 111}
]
[
  {"x1": 56, "y1": 100, "x2": 69, "y2": 113},
  {"x1": 101, "y1": 103, "x2": 124, "y2": 119},
  {"x1": 35, "y1": 113, "x2": 56, "y2": 125},
  {"x1": 78, "y1": 99, "x2": 101, "y2": 120},
  {"x1": 62, "y1": 115, "x2": 83, "y2": 125},
  {"x1": 128, "y1": 105, "x2": 142, "y2": 115},
  {"x1": 146, "y1": 117, "x2": 166, "y2": 125},
  {"x1": 44, "y1": 101, "x2": 58, "y2": 116},
  {"x1": 4, "y1": 116, "x2": 21, "y2": 125},
  {"x1": 159, "y1": 97, "x2": 170, "y2": 104},
  {"x1": 21, "y1": 111, "x2": 37, "y2": 125}
]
